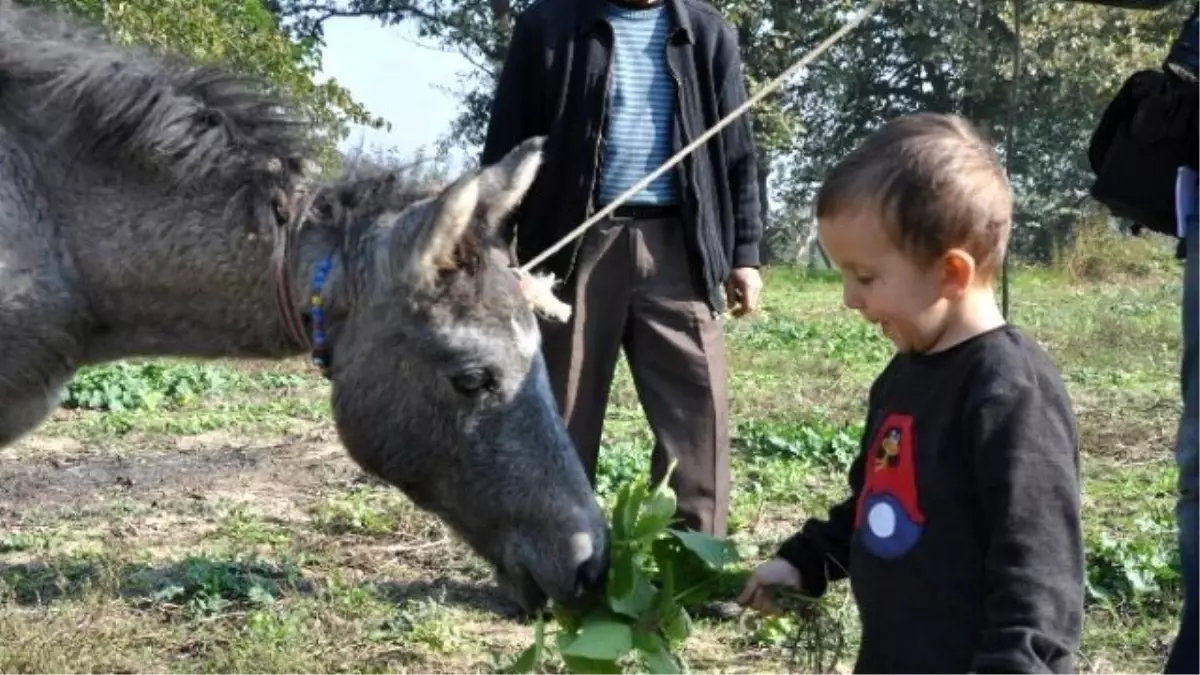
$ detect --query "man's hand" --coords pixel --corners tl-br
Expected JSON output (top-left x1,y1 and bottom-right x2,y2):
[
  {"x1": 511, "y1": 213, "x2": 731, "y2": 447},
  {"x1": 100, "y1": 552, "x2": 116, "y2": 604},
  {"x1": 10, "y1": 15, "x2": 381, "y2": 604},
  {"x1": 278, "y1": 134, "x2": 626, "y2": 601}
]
[
  {"x1": 725, "y1": 267, "x2": 763, "y2": 318},
  {"x1": 736, "y1": 557, "x2": 802, "y2": 615}
]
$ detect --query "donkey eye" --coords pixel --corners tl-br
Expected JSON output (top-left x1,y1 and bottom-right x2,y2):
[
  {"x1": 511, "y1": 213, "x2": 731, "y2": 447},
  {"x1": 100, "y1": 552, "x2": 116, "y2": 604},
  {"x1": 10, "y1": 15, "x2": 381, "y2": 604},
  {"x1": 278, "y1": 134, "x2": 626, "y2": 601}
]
[{"x1": 450, "y1": 368, "x2": 497, "y2": 396}]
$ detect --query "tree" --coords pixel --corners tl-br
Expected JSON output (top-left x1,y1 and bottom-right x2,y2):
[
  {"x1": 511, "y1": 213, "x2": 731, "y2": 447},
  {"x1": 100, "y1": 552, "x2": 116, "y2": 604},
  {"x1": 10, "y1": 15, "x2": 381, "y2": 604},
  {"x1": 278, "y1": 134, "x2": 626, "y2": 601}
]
[
  {"x1": 33, "y1": 0, "x2": 386, "y2": 173},
  {"x1": 760, "y1": 0, "x2": 1186, "y2": 260}
]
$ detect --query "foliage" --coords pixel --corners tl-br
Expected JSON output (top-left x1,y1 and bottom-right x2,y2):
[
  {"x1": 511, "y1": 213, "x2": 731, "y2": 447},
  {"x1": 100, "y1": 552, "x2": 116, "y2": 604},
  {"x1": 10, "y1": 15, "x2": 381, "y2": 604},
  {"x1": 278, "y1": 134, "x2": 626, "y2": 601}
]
[
  {"x1": 148, "y1": 554, "x2": 302, "y2": 617},
  {"x1": 35, "y1": 0, "x2": 385, "y2": 174},
  {"x1": 734, "y1": 417, "x2": 862, "y2": 472},
  {"x1": 502, "y1": 460, "x2": 743, "y2": 674},
  {"x1": 1085, "y1": 516, "x2": 1181, "y2": 610},
  {"x1": 595, "y1": 441, "x2": 652, "y2": 503},
  {"x1": 765, "y1": 0, "x2": 1189, "y2": 261},
  {"x1": 62, "y1": 362, "x2": 235, "y2": 412}
]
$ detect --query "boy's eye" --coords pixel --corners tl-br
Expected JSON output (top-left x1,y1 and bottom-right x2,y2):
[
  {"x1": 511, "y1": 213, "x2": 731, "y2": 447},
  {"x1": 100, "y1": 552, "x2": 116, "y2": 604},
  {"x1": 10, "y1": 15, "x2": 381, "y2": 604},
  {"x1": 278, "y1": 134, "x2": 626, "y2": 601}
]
[{"x1": 856, "y1": 274, "x2": 875, "y2": 285}]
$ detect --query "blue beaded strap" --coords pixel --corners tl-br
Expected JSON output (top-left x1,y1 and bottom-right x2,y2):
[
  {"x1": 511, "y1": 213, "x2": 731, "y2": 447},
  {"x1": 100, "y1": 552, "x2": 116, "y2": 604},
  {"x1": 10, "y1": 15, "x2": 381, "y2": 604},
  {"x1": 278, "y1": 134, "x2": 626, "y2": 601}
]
[{"x1": 310, "y1": 256, "x2": 334, "y2": 377}]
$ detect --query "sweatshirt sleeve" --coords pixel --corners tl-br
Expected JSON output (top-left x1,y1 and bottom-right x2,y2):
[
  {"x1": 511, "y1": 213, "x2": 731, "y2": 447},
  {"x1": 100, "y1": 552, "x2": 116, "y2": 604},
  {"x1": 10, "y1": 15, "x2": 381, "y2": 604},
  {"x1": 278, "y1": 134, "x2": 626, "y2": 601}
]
[{"x1": 965, "y1": 372, "x2": 1085, "y2": 674}]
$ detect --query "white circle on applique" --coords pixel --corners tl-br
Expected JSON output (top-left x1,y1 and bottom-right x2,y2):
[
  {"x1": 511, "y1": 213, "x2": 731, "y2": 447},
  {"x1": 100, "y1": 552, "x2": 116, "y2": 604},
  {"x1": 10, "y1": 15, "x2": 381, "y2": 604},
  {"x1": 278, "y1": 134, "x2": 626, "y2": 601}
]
[{"x1": 868, "y1": 502, "x2": 896, "y2": 538}]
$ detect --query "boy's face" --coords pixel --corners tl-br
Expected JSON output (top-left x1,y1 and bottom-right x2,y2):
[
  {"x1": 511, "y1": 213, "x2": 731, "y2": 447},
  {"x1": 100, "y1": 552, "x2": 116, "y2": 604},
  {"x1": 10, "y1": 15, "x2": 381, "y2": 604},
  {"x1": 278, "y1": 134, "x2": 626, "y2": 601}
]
[{"x1": 817, "y1": 209, "x2": 953, "y2": 354}]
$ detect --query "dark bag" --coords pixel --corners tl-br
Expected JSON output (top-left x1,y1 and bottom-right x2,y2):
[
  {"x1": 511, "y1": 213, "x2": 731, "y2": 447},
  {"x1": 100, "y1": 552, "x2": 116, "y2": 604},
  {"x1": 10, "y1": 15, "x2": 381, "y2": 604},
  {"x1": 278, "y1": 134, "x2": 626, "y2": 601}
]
[{"x1": 1087, "y1": 67, "x2": 1198, "y2": 239}]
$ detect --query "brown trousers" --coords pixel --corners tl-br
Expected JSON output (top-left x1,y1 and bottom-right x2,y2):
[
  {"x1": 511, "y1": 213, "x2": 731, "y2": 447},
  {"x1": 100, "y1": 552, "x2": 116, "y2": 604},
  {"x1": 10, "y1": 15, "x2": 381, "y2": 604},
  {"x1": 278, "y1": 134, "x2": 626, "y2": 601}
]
[{"x1": 539, "y1": 214, "x2": 731, "y2": 536}]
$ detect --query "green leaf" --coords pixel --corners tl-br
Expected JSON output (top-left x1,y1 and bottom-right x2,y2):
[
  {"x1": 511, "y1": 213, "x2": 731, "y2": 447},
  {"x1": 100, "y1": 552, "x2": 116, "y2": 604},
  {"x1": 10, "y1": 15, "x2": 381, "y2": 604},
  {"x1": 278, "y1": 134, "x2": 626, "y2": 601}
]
[
  {"x1": 607, "y1": 544, "x2": 638, "y2": 604},
  {"x1": 668, "y1": 529, "x2": 741, "y2": 569},
  {"x1": 652, "y1": 538, "x2": 717, "y2": 608},
  {"x1": 633, "y1": 487, "x2": 677, "y2": 541},
  {"x1": 552, "y1": 602, "x2": 584, "y2": 637},
  {"x1": 555, "y1": 630, "x2": 577, "y2": 654},
  {"x1": 612, "y1": 481, "x2": 646, "y2": 542},
  {"x1": 660, "y1": 605, "x2": 692, "y2": 645},
  {"x1": 633, "y1": 460, "x2": 680, "y2": 541},
  {"x1": 654, "y1": 538, "x2": 677, "y2": 600},
  {"x1": 558, "y1": 615, "x2": 634, "y2": 662},
  {"x1": 608, "y1": 572, "x2": 658, "y2": 618},
  {"x1": 634, "y1": 631, "x2": 683, "y2": 674},
  {"x1": 562, "y1": 655, "x2": 624, "y2": 674}
]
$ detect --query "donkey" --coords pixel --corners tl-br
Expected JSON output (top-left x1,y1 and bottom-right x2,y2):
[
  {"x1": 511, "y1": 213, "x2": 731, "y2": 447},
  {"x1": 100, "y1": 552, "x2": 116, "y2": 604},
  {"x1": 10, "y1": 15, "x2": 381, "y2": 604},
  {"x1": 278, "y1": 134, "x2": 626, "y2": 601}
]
[{"x1": 0, "y1": 3, "x2": 608, "y2": 613}]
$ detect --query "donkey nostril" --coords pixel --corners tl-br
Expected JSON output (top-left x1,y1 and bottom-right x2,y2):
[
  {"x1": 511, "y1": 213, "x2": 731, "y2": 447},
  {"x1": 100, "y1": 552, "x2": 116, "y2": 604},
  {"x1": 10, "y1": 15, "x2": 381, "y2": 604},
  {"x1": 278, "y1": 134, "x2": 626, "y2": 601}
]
[{"x1": 574, "y1": 549, "x2": 608, "y2": 597}]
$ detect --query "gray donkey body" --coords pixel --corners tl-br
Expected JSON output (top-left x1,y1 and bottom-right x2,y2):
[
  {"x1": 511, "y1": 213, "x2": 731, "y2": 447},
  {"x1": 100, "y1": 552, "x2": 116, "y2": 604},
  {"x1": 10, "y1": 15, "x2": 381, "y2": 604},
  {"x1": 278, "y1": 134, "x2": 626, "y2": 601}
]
[{"x1": 0, "y1": 3, "x2": 607, "y2": 613}]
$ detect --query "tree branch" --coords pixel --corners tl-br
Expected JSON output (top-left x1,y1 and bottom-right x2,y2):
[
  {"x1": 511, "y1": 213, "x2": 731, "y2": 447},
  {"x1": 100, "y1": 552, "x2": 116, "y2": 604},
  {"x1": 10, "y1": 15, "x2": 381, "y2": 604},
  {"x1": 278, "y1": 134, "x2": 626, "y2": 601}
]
[
  {"x1": 278, "y1": 1, "x2": 451, "y2": 44},
  {"x1": 277, "y1": 0, "x2": 504, "y2": 74}
]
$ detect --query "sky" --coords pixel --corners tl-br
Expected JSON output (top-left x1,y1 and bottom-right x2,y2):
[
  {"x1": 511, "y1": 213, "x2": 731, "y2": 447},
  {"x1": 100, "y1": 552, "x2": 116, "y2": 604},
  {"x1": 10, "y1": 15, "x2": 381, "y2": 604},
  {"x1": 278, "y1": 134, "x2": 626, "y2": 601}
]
[{"x1": 317, "y1": 16, "x2": 475, "y2": 167}]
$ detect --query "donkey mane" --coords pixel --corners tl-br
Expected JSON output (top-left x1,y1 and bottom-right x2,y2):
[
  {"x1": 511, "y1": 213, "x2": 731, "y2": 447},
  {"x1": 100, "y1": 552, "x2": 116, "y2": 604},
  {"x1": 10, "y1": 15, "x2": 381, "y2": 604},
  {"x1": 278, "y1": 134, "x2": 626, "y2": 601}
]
[
  {"x1": 0, "y1": 2, "x2": 311, "y2": 221},
  {"x1": 296, "y1": 157, "x2": 458, "y2": 296},
  {"x1": 304, "y1": 157, "x2": 446, "y2": 243}
]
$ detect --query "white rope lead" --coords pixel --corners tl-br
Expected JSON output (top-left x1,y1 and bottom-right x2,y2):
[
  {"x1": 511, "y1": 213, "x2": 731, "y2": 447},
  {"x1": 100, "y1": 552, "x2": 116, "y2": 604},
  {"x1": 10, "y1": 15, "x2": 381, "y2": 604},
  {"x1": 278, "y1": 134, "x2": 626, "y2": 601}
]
[{"x1": 517, "y1": 0, "x2": 888, "y2": 274}]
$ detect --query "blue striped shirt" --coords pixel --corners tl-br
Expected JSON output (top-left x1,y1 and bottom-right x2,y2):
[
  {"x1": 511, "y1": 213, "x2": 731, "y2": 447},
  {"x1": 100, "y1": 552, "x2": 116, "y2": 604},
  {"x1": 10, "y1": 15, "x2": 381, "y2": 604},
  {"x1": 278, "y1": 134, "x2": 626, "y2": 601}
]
[{"x1": 596, "y1": 2, "x2": 679, "y2": 205}]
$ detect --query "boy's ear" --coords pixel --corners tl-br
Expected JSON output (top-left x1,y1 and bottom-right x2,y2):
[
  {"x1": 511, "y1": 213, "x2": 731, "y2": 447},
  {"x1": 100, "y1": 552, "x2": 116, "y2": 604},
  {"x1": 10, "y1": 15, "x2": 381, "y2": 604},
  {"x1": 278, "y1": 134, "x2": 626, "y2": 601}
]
[{"x1": 941, "y1": 249, "x2": 976, "y2": 297}]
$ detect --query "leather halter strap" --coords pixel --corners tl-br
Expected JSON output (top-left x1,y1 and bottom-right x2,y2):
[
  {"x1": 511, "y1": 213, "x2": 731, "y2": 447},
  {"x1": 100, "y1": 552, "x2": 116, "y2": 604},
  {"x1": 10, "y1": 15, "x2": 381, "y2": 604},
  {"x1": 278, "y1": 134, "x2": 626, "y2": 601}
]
[{"x1": 272, "y1": 189, "x2": 314, "y2": 353}]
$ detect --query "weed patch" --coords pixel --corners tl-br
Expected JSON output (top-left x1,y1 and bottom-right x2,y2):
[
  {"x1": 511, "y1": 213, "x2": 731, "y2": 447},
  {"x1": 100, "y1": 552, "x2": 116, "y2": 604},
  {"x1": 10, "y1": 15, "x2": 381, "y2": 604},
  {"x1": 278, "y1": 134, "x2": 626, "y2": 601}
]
[
  {"x1": 63, "y1": 361, "x2": 239, "y2": 412},
  {"x1": 734, "y1": 417, "x2": 862, "y2": 472}
]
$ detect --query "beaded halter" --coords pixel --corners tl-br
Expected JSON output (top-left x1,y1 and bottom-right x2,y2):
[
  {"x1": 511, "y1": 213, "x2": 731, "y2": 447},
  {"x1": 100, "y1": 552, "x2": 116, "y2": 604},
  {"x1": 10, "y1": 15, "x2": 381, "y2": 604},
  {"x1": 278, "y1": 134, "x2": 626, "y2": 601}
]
[{"x1": 308, "y1": 256, "x2": 334, "y2": 378}]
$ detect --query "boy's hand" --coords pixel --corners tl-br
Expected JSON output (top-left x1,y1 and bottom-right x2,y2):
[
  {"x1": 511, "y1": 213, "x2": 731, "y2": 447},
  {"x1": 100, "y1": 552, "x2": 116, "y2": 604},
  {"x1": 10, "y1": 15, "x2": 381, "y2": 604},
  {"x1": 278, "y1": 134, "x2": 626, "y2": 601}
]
[{"x1": 736, "y1": 557, "x2": 802, "y2": 615}]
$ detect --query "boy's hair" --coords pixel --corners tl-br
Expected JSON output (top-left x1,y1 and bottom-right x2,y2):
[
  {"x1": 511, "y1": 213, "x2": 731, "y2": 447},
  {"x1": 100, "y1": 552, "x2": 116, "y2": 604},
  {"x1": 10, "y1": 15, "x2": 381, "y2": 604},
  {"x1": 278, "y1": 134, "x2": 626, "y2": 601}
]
[{"x1": 816, "y1": 113, "x2": 1013, "y2": 279}]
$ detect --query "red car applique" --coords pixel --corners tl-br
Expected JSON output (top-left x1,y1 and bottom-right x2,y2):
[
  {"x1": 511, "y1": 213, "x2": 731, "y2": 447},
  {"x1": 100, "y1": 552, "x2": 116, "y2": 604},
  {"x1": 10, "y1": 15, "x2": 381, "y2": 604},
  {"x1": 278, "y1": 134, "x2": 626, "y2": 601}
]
[{"x1": 854, "y1": 412, "x2": 925, "y2": 559}]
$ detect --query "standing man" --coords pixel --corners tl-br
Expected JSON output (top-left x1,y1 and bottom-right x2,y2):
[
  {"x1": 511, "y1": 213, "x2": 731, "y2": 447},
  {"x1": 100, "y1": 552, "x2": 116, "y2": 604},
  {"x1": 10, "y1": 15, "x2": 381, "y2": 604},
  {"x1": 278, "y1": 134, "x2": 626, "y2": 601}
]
[{"x1": 480, "y1": 0, "x2": 764, "y2": 538}]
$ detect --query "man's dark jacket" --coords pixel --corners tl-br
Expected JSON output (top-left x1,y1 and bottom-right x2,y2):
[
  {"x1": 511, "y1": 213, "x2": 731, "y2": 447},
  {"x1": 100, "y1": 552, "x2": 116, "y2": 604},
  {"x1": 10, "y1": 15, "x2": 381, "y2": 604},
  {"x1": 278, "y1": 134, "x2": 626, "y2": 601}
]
[{"x1": 480, "y1": 0, "x2": 763, "y2": 312}]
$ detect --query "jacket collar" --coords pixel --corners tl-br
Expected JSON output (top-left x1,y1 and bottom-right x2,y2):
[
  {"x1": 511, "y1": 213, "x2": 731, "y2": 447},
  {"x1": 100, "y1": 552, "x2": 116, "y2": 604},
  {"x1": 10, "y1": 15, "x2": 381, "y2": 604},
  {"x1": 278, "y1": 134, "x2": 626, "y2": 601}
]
[{"x1": 576, "y1": 0, "x2": 694, "y2": 44}]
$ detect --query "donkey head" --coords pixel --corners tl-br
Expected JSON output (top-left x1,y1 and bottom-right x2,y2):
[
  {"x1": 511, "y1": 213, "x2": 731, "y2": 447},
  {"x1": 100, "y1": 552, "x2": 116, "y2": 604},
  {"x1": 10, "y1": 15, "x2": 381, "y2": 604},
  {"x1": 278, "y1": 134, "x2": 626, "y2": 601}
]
[{"x1": 303, "y1": 137, "x2": 608, "y2": 613}]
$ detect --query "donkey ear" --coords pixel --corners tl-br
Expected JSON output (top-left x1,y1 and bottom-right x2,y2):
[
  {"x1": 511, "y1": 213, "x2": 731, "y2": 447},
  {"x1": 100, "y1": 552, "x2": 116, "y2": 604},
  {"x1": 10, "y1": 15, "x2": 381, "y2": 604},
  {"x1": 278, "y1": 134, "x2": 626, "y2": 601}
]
[
  {"x1": 410, "y1": 136, "x2": 543, "y2": 281},
  {"x1": 415, "y1": 171, "x2": 481, "y2": 274},
  {"x1": 474, "y1": 135, "x2": 545, "y2": 233}
]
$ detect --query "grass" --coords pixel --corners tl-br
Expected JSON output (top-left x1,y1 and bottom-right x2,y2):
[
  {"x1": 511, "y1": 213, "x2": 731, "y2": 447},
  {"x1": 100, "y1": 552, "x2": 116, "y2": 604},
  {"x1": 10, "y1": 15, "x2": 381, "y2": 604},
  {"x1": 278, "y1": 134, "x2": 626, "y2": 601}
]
[{"x1": 0, "y1": 229, "x2": 1189, "y2": 673}]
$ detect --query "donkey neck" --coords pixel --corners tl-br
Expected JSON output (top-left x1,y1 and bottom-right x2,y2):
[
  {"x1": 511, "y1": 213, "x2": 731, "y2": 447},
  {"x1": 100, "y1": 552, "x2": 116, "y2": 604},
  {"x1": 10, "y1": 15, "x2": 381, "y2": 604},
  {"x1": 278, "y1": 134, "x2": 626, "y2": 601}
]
[{"x1": 68, "y1": 173, "x2": 337, "y2": 365}]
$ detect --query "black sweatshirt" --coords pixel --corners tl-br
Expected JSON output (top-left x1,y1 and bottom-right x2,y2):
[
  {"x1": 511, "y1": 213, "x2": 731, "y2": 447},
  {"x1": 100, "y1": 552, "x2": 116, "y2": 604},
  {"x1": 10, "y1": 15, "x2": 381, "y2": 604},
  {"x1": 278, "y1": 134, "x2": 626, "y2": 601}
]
[{"x1": 777, "y1": 325, "x2": 1084, "y2": 674}]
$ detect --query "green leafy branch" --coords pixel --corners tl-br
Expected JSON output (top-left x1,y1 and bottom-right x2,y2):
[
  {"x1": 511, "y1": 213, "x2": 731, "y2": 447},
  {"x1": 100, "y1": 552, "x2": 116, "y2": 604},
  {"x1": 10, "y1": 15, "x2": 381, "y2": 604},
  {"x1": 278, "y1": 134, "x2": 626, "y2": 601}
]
[{"x1": 502, "y1": 460, "x2": 742, "y2": 674}]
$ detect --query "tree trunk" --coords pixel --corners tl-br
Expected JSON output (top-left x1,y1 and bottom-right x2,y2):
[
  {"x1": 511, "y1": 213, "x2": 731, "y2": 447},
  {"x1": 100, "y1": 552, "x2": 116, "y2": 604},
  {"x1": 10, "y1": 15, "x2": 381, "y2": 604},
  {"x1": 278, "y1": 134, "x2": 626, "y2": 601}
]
[{"x1": 754, "y1": 153, "x2": 775, "y2": 263}]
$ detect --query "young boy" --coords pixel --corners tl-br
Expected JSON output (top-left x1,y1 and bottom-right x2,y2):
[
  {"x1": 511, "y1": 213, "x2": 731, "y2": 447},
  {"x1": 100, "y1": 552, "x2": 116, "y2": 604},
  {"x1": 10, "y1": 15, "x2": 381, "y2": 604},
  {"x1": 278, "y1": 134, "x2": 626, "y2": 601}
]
[{"x1": 737, "y1": 113, "x2": 1085, "y2": 673}]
